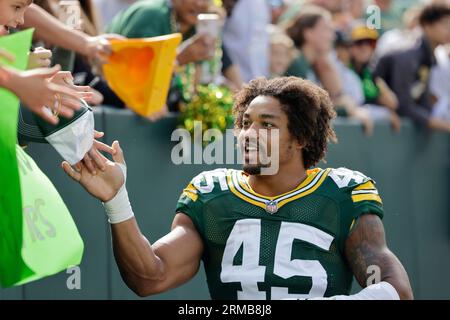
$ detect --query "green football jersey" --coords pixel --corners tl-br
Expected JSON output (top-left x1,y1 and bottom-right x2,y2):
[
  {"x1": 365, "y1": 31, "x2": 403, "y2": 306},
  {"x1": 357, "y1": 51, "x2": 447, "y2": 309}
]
[{"x1": 176, "y1": 167, "x2": 384, "y2": 300}]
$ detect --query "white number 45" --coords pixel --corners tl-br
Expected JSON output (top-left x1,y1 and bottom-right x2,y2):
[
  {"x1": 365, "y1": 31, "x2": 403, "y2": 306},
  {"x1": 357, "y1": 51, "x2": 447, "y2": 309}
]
[{"x1": 220, "y1": 219, "x2": 334, "y2": 300}]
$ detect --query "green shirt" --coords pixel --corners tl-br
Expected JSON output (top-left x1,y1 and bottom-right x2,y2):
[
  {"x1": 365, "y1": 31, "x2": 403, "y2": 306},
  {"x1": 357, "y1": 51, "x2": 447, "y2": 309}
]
[
  {"x1": 106, "y1": 0, "x2": 197, "y2": 110},
  {"x1": 284, "y1": 53, "x2": 317, "y2": 82},
  {"x1": 351, "y1": 63, "x2": 380, "y2": 104},
  {"x1": 107, "y1": 0, "x2": 172, "y2": 38},
  {"x1": 176, "y1": 167, "x2": 384, "y2": 300}
]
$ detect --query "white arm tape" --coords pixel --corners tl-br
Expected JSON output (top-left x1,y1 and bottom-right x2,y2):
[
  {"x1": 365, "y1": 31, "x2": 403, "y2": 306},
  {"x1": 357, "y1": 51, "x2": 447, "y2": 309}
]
[
  {"x1": 102, "y1": 163, "x2": 134, "y2": 224},
  {"x1": 332, "y1": 281, "x2": 400, "y2": 300}
]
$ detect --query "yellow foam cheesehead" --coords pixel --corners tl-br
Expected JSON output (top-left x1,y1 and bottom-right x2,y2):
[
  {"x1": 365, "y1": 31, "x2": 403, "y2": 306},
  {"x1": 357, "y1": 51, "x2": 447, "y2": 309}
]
[{"x1": 102, "y1": 33, "x2": 182, "y2": 117}]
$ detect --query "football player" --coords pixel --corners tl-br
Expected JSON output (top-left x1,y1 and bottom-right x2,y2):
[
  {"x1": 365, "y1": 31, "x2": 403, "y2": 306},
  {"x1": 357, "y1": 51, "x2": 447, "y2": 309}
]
[{"x1": 62, "y1": 77, "x2": 413, "y2": 300}]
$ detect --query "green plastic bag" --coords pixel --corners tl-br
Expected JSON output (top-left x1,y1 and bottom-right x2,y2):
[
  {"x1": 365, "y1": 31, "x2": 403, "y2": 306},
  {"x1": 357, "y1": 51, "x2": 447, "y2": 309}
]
[
  {"x1": 0, "y1": 29, "x2": 84, "y2": 287},
  {"x1": 0, "y1": 29, "x2": 34, "y2": 288},
  {"x1": 14, "y1": 146, "x2": 84, "y2": 286}
]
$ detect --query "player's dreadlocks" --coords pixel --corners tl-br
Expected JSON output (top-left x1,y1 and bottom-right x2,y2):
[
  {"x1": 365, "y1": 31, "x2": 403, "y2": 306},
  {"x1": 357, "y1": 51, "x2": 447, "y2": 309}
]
[{"x1": 233, "y1": 76, "x2": 337, "y2": 169}]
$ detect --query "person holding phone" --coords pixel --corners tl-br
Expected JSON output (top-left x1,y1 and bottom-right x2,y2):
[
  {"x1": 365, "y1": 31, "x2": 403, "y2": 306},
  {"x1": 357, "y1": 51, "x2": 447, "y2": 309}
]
[{"x1": 107, "y1": 0, "x2": 215, "y2": 67}]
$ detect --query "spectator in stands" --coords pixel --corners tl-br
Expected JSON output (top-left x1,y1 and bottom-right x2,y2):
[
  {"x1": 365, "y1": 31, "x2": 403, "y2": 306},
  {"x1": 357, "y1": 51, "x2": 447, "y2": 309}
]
[
  {"x1": 430, "y1": 44, "x2": 450, "y2": 122},
  {"x1": 375, "y1": 5, "x2": 422, "y2": 59},
  {"x1": 375, "y1": 3, "x2": 450, "y2": 133},
  {"x1": 108, "y1": 0, "x2": 242, "y2": 116},
  {"x1": 107, "y1": 0, "x2": 214, "y2": 65},
  {"x1": 31, "y1": 0, "x2": 123, "y2": 107},
  {"x1": 331, "y1": 1, "x2": 355, "y2": 34},
  {"x1": 268, "y1": 25, "x2": 296, "y2": 77},
  {"x1": 93, "y1": 0, "x2": 136, "y2": 32},
  {"x1": 0, "y1": 0, "x2": 86, "y2": 124},
  {"x1": 349, "y1": 0, "x2": 365, "y2": 20},
  {"x1": 209, "y1": 2, "x2": 243, "y2": 91},
  {"x1": 223, "y1": 0, "x2": 271, "y2": 82},
  {"x1": 23, "y1": 4, "x2": 117, "y2": 67},
  {"x1": 284, "y1": 6, "x2": 335, "y2": 82},
  {"x1": 268, "y1": 0, "x2": 287, "y2": 24},
  {"x1": 20, "y1": 3, "x2": 126, "y2": 107},
  {"x1": 365, "y1": 0, "x2": 424, "y2": 35},
  {"x1": 333, "y1": 29, "x2": 367, "y2": 115},
  {"x1": 348, "y1": 24, "x2": 401, "y2": 131},
  {"x1": 0, "y1": 65, "x2": 85, "y2": 124},
  {"x1": 284, "y1": 5, "x2": 374, "y2": 135},
  {"x1": 335, "y1": 29, "x2": 352, "y2": 66},
  {"x1": 106, "y1": 0, "x2": 214, "y2": 108},
  {"x1": 278, "y1": 0, "x2": 346, "y2": 24}
]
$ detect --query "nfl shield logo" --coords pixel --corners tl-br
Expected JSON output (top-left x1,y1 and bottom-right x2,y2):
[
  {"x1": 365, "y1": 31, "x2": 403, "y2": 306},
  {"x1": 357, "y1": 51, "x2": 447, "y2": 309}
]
[{"x1": 265, "y1": 200, "x2": 278, "y2": 214}]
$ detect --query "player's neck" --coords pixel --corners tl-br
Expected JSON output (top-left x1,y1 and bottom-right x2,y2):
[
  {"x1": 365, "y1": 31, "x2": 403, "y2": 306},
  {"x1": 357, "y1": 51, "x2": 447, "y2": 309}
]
[{"x1": 248, "y1": 162, "x2": 308, "y2": 197}]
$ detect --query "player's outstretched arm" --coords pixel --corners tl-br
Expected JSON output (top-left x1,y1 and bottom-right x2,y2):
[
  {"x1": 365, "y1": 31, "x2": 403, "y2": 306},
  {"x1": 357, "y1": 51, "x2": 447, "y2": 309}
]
[
  {"x1": 344, "y1": 214, "x2": 414, "y2": 300},
  {"x1": 110, "y1": 213, "x2": 203, "y2": 296},
  {"x1": 62, "y1": 141, "x2": 204, "y2": 297}
]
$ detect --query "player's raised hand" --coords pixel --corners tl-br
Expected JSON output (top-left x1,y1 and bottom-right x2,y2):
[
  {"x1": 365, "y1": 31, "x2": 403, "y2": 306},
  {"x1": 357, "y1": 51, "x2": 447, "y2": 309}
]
[
  {"x1": 81, "y1": 130, "x2": 116, "y2": 175},
  {"x1": 62, "y1": 141, "x2": 126, "y2": 202}
]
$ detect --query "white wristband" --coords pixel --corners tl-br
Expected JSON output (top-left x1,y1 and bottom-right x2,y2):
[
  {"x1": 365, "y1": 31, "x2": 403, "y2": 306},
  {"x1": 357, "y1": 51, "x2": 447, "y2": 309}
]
[
  {"x1": 102, "y1": 163, "x2": 134, "y2": 224},
  {"x1": 287, "y1": 281, "x2": 400, "y2": 301},
  {"x1": 332, "y1": 281, "x2": 400, "y2": 300}
]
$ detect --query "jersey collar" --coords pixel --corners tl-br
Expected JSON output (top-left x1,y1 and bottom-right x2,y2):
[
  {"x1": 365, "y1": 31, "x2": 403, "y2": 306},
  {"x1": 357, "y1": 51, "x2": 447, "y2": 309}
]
[{"x1": 227, "y1": 168, "x2": 330, "y2": 211}]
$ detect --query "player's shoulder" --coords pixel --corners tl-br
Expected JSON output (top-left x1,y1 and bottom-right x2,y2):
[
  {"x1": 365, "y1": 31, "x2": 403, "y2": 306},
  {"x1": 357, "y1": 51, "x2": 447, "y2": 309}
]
[
  {"x1": 323, "y1": 167, "x2": 382, "y2": 208},
  {"x1": 325, "y1": 167, "x2": 383, "y2": 218},
  {"x1": 183, "y1": 168, "x2": 233, "y2": 202},
  {"x1": 326, "y1": 167, "x2": 378, "y2": 191}
]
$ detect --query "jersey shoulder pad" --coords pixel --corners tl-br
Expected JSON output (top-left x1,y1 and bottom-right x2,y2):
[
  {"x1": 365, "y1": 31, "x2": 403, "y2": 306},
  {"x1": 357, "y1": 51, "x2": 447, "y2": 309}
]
[
  {"x1": 182, "y1": 168, "x2": 231, "y2": 203},
  {"x1": 328, "y1": 167, "x2": 382, "y2": 205},
  {"x1": 328, "y1": 167, "x2": 374, "y2": 189}
]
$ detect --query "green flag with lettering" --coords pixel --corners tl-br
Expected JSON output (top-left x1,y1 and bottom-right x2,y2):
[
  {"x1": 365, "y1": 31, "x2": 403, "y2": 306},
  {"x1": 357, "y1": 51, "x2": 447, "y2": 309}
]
[
  {"x1": 0, "y1": 29, "x2": 34, "y2": 288},
  {"x1": 0, "y1": 29, "x2": 84, "y2": 288},
  {"x1": 14, "y1": 146, "x2": 84, "y2": 286}
]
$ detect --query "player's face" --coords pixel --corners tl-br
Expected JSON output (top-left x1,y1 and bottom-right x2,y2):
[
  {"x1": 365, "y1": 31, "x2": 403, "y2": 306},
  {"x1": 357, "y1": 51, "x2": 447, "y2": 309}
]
[
  {"x1": 0, "y1": 0, "x2": 30, "y2": 34},
  {"x1": 238, "y1": 95, "x2": 302, "y2": 175}
]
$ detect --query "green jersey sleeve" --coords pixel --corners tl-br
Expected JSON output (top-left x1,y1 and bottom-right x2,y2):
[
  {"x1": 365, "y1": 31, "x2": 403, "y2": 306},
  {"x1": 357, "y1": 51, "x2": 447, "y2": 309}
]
[
  {"x1": 175, "y1": 179, "x2": 205, "y2": 236},
  {"x1": 349, "y1": 178, "x2": 384, "y2": 220},
  {"x1": 328, "y1": 168, "x2": 384, "y2": 250},
  {"x1": 329, "y1": 167, "x2": 384, "y2": 220},
  {"x1": 175, "y1": 169, "x2": 230, "y2": 237}
]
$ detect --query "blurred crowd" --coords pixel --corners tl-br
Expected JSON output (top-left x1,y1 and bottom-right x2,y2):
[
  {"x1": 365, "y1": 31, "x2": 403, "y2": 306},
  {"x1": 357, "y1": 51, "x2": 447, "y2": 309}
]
[
  {"x1": 1, "y1": 0, "x2": 450, "y2": 144},
  {"x1": 94, "y1": 0, "x2": 450, "y2": 135}
]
